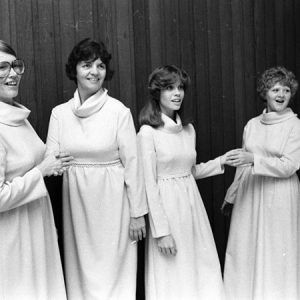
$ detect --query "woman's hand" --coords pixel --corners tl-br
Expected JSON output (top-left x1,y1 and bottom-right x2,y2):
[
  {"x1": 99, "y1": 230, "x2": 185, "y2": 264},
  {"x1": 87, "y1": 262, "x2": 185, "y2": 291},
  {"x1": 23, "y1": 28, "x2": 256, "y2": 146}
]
[
  {"x1": 37, "y1": 152, "x2": 73, "y2": 177},
  {"x1": 221, "y1": 201, "x2": 234, "y2": 217},
  {"x1": 157, "y1": 234, "x2": 177, "y2": 256},
  {"x1": 129, "y1": 216, "x2": 146, "y2": 241},
  {"x1": 225, "y1": 149, "x2": 254, "y2": 167}
]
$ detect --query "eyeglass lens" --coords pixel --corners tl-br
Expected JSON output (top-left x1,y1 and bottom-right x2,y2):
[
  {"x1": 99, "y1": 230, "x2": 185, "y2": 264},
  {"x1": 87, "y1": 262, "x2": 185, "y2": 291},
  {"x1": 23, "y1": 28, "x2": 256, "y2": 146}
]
[{"x1": 0, "y1": 60, "x2": 25, "y2": 77}]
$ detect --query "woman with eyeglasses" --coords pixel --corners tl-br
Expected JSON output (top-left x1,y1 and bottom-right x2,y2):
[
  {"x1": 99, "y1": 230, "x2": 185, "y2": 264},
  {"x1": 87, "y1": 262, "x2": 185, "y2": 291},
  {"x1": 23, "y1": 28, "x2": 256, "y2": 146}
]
[{"x1": 0, "y1": 40, "x2": 72, "y2": 299}]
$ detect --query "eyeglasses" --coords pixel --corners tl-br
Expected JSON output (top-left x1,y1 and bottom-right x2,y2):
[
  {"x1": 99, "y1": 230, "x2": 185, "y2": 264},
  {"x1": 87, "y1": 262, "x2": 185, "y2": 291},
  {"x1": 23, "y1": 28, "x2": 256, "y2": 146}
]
[{"x1": 0, "y1": 59, "x2": 25, "y2": 78}]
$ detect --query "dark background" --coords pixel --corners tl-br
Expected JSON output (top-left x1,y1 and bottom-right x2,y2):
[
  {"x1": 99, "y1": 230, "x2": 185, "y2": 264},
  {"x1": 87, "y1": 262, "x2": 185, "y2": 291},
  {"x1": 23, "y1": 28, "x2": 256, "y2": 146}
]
[{"x1": 1, "y1": 0, "x2": 300, "y2": 299}]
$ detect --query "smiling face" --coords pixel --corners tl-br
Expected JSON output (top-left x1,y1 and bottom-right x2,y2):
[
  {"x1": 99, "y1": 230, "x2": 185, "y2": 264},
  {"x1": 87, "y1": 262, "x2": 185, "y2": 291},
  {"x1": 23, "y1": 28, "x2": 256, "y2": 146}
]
[
  {"x1": 76, "y1": 57, "x2": 106, "y2": 103},
  {"x1": 0, "y1": 51, "x2": 22, "y2": 104},
  {"x1": 159, "y1": 81, "x2": 184, "y2": 119},
  {"x1": 265, "y1": 82, "x2": 291, "y2": 113}
]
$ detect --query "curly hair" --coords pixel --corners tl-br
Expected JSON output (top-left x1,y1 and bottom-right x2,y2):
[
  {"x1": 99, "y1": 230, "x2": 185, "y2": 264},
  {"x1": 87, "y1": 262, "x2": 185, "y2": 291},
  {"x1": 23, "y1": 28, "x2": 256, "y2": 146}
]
[
  {"x1": 65, "y1": 38, "x2": 114, "y2": 84},
  {"x1": 139, "y1": 65, "x2": 191, "y2": 128},
  {"x1": 257, "y1": 66, "x2": 298, "y2": 101}
]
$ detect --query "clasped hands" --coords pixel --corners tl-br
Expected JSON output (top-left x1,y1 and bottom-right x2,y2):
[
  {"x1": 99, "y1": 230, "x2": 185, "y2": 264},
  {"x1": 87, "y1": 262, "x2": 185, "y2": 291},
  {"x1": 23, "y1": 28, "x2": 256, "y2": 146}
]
[
  {"x1": 37, "y1": 152, "x2": 74, "y2": 177},
  {"x1": 221, "y1": 148, "x2": 254, "y2": 167}
]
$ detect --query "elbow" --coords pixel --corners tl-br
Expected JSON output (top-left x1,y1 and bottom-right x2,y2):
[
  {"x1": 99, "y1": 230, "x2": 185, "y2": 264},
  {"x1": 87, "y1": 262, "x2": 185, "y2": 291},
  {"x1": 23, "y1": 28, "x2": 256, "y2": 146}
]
[{"x1": 276, "y1": 162, "x2": 299, "y2": 178}]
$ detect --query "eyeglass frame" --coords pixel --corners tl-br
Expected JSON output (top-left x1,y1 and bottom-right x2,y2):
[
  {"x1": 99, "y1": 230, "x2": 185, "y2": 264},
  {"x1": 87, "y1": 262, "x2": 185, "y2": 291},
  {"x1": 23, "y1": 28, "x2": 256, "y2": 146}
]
[{"x1": 0, "y1": 59, "x2": 25, "y2": 77}]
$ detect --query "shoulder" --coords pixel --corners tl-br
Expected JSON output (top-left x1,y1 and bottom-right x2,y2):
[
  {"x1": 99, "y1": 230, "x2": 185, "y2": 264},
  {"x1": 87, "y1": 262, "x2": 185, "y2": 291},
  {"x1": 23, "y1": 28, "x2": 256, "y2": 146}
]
[
  {"x1": 289, "y1": 115, "x2": 300, "y2": 135},
  {"x1": 247, "y1": 115, "x2": 261, "y2": 125},
  {"x1": 184, "y1": 123, "x2": 195, "y2": 133},
  {"x1": 138, "y1": 124, "x2": 156, "y2": 137},
  {"x1": 51, "y1": 100, "x2": 72, "y2": 118},
  {"x1": 105, "y1": 95, "x2": 130, "y2": 115}
]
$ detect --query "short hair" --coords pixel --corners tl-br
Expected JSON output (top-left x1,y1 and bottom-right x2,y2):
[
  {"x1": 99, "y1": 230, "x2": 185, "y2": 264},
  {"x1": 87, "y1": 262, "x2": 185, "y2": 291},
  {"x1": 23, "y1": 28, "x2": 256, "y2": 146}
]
[
  {"x1": 65, "y1": 38, "x2": 114, "y2": 84},
  {"x1": 139, "y1": 65, "x2": 191, "y2": 128},
  {"x1": 257, "y1": 66, "x2": 298, "y2": 101},
  {"x1": 0, "y1": 40, "x2": 17, "y2": 57}
]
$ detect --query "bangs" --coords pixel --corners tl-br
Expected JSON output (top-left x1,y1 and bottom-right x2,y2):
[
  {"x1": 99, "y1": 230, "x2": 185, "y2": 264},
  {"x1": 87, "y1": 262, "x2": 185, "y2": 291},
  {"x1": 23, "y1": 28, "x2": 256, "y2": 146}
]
[
  {"x1": 159, "y1": 72, "x2": 181, "y2": 89},
  {"x1": 80, "y1": 51, "x2": 99, "y2": 63}
]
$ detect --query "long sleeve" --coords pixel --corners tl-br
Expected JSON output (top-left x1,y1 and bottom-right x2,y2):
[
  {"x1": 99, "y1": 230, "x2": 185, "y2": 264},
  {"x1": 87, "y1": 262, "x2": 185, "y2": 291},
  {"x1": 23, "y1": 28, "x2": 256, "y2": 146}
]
[
  {"x1": 137, "y1": 126, "x2": 171, "y2": 238},
  {"x1": 224, "y1": 166, "x2": 249, "y2": 204},
  {"x1": 252, "y1": 124, "x2": 300, "y2": 178},
  {"x1": 192, "y1": 157, "x2": 224, "y2": 180},
  {"x1": 117, "y1": 109, "x2": 148, "y2": 217},
  {"x1": 46, "y1": 110, "x2": 60, "y2": 156},
  {"x1": 0, "y1": 143, "x2": 47, "y2": 212}
]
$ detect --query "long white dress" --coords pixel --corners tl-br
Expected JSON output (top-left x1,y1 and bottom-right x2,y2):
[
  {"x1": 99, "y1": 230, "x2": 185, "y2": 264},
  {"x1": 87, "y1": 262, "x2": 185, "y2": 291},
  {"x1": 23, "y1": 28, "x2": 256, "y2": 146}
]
[
  {"x1": 46, "y1": 88, "x2": 147, "y2": 300},
  {"x1": 224, "y1": 108, "x2": 300, "y2": 300},
  {"x1": 0, "y1": 101, "x2": 66, "y2": 300},
  {"x1": 137, "y1": 113, "x2": 225, "y2": 300}
]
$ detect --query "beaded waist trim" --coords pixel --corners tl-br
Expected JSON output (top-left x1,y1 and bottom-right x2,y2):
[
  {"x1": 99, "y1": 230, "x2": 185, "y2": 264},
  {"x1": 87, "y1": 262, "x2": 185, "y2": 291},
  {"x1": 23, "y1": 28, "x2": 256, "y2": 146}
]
[
  {"x1": 158, "y1": 171, "x2": 191, "y2": 180},
  {"x1": 71, "y1": 159, "x2": 121, "y2": 168}
]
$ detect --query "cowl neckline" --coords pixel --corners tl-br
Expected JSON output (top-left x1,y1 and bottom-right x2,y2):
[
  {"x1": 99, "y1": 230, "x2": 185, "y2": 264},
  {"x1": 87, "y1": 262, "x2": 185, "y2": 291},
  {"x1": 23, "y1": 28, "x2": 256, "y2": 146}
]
[
  {"x1": 160, "y1": 113, "x2": 183, "y2": 133},
  {"x1": 0, "y1": 100, "x2": 30, "y2": 126},
  {"x1": 72, "y1": 88, "x2": 108, "y2": 118},
  {"x1": 260, "y1": 107, "x2": 297, "y2": 125}
]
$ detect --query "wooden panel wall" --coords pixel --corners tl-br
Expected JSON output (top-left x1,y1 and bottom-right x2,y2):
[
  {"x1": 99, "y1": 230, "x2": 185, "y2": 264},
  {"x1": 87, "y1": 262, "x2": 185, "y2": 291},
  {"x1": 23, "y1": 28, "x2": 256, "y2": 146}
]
[{"x1": 1, "y1": 0, "x2": 300, "y2": 295}]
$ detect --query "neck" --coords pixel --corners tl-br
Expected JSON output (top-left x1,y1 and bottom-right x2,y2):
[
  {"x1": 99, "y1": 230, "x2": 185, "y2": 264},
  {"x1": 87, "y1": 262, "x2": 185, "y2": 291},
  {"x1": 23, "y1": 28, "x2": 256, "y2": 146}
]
[
  {"x1": 78, "y1": 88, "x2": 104, "y2": 104},
  {"x1": 0, "y1": 98, "x2": 14, "y2": 105}
]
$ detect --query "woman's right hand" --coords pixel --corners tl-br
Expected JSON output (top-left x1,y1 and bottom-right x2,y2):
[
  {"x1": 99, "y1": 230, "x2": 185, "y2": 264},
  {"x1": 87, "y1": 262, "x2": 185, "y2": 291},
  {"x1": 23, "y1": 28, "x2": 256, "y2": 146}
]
[
  {"x1": 37, "y1": 152, "x2": 73, "y2": 177},
  {"x1": 221, "y1": 200, "x2": 234, "y2": 217},
  {"x1": 157, "y1": 234, "x2": 177, "y2": 256}
]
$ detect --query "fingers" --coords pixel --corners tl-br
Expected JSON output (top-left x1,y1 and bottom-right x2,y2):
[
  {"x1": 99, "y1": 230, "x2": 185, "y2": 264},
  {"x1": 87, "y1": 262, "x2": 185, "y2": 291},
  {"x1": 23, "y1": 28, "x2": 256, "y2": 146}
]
[
  {"x1": 158, "y1": 245, "x2": 177, "y2": 256},
  {"x1": 157, "y1": 235, "x2": 177, "y2": 256},
  {"x1": 141, "y1": 226, "x2": 146, "y2": 239},
  {"x1": 60, "y1": 156, "x2": 74, "y2": 163},
  {"x1": 129, "y1": 228, "x2": 146, "y2": 241}
]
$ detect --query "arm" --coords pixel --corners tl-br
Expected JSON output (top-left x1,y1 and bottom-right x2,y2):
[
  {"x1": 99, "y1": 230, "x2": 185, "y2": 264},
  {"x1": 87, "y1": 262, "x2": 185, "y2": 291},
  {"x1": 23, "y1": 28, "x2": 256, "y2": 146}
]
[
  {"x1": 117, "y1": 108, "x2": 148, "y2": 217},
  {"x1": 46, "y1": 110, "x2": 60, "y2": 156},
  {"x1": 137, "y1": 126, "x2": 171, "y2": 238},
  {"x1": 117, "y1": 109, "x2": 148, "y2": 240},
  {"x1": 192, "y1": 156, "x2": 225, "y2": 180},
  {"x1": 227, "y1": 124, "x2": 300, "y2": 178},
  {"x1": 252, "y1": 125, "x2": 300, "y2": 177},
  {"x1": 0, "y1": 142, "x2": 48, "y2": 212}
]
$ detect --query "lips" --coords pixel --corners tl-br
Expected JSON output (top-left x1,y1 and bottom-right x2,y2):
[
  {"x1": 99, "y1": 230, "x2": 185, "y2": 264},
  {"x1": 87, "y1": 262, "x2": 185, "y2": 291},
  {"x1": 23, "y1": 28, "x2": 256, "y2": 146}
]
[
  {"x1": 5, "y1": 82, "x2": 17, "y2": 86},
  {"x1": 87, "y1": 77, "x2": 99, "y2": 82}
]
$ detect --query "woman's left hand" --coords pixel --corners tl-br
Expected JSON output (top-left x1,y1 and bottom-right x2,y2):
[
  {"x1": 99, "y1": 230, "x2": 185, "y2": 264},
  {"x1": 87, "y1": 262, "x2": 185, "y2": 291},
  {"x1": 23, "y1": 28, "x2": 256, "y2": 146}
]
[
  {"x1": 129, "y1": 216, "x2": 146, "y2": 241},
  {"x1": 226, "y1": 149, "x2": 254, "y2": 167}
]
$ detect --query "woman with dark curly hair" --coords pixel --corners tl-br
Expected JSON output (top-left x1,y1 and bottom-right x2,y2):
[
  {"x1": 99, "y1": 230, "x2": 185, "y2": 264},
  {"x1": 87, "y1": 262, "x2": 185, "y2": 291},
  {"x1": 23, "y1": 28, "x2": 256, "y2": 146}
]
[
  {"x1": 223, "y1": 66, "x2": 300, "y2": 300},
  {"x1": 46, "y1": 38, "x2": 147, "y2": 299},
  {"x1": 138, "y1": 65, "x2": 230, "y2": 299}
]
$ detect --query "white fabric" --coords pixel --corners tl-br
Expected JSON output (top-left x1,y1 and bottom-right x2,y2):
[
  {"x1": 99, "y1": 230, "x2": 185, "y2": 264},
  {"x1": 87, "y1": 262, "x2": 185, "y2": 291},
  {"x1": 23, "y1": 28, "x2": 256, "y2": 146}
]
[
  {"x1": 138, "y1": 113, "x2": 225, "y2": 300},
  {"x1": 0, "y1": 101, "x2": 66, "y2": 300},
  {"x1": 224, "y1": 108, "x2": 300, "y2": 300},
  {"x1": 46, "y1": 90, "x2": 147, "y2": 300}
]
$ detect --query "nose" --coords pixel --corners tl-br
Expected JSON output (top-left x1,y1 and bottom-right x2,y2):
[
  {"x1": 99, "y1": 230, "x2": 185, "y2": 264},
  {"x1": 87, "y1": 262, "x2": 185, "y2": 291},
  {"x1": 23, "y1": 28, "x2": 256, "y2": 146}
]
[
  {"x1": 278, "y1": 89, "x2": 284, "y2": 97},
  {"x1": 9, "y1": 66, "x2": 18, "y2": 76},
  {"x1": 174, "y1": 87, "x2": 180, "y2": 95},
  {"x1": 90, "y1": 63, "x2": 98, "y2": 75}
]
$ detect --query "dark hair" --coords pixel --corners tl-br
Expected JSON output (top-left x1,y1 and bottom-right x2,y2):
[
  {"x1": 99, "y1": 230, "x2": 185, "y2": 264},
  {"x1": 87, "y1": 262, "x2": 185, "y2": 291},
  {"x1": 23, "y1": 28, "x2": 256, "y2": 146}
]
[
  {"x1": 139, "y1": 65, "x2": 191, "y2": 128},
  {"x1": 0, "y1": 40, "x2": 17, "y2": 57},
  {"x1": 65, "y1": 38, "x2": 114, "y2": 84},
  {"x1": 257, "y1": 66, "x2": 298, "y2": 101}
]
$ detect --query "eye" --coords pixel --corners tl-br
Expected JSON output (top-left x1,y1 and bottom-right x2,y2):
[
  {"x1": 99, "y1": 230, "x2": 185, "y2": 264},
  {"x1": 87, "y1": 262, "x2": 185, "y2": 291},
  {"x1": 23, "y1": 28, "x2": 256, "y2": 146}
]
[
  {"x1": 284, "y1": 88, "x2": 291, "y2": 93},
  {"x1": 178, "y1": 84, "x2": 184, "y2": 90},
  {"x1": 83, "y1": 63, "x2": 91, "y2": 68},
  {"x1": 166, "y1": 85, "x2": 174, "y2": 90},
  {"x1": 0, "y1": 62, "x2": 9, "y2": 70},
  {"x1": 98, "y1": 63, "x2": 106, "y2": 70}
]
